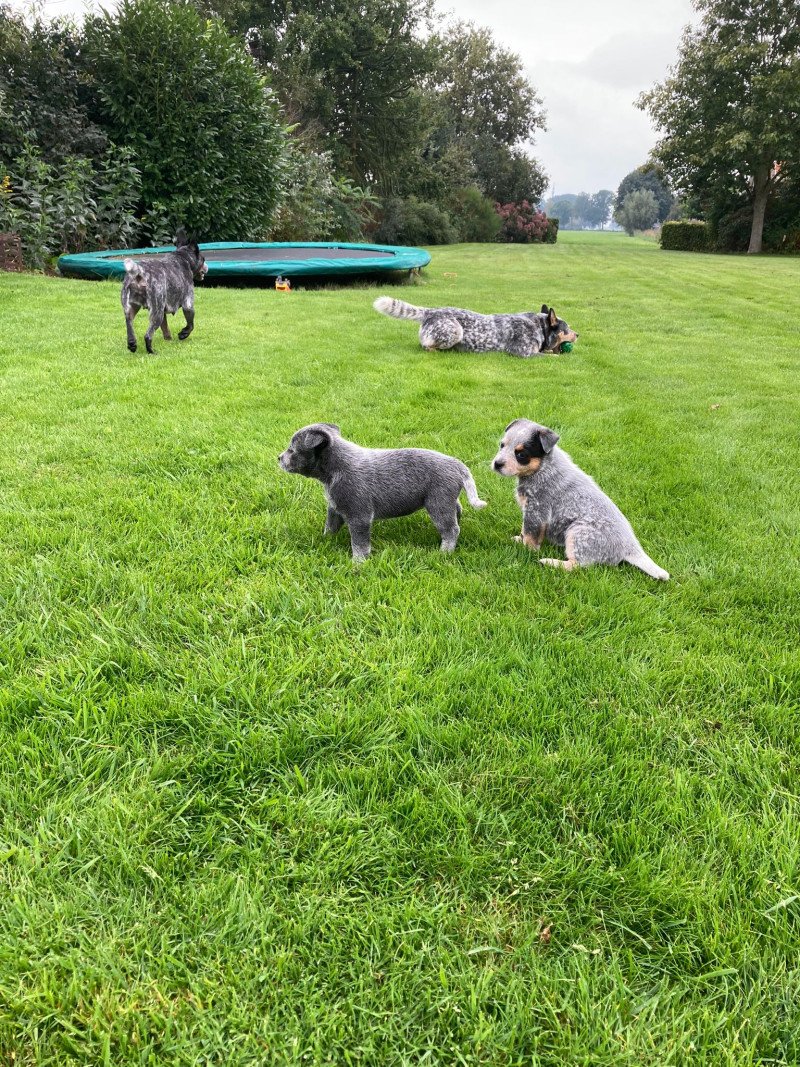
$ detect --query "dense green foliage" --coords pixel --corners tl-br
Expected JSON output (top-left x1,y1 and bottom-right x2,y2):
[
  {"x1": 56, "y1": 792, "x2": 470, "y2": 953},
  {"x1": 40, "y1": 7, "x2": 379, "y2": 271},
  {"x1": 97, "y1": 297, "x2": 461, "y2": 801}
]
[
  {"x1": 0, "y1": 5, "x2": 107, "y2": 165},
  {"x1": 200, "y1": 0, "x2": 549, "y2": 236},
  {"x1": 0, "y1": 145, "x2": 140, "y2": 269},
  {"x1": 85, "y1": 0, "x2": 287, "y2": 241},
  {"x1": 0, "y1": 234, "x2": 798, "y2": 1062},
  {"x1": 660, "y1": 219, "x2": 711, "y2": 251},
  {"x1": 0, "y1": 0, "x2": 553, "y2": 260},
  {"x1": 640, "y1": 0, "x2": 800, "y2": 253}
]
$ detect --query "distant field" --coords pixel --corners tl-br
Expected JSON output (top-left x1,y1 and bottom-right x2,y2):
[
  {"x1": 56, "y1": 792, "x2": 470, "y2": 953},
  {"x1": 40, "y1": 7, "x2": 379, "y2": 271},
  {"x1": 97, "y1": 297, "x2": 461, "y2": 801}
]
[{"x1": 0, "y1": 232, "x2": 798, "y2": 1065}]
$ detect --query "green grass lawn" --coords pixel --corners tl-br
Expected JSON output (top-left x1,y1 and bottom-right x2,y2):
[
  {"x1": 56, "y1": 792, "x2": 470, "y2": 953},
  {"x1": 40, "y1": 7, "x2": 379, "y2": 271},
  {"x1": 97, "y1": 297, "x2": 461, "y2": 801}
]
[{"x1": 0, "y1": 231, "x2": 798, "y2": 1065}]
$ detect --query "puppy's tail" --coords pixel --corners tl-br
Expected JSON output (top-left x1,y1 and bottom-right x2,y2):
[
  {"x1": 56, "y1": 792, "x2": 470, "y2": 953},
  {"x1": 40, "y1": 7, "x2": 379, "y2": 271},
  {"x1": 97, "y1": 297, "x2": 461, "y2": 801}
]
[
  {"x1": 461, "y1": 469, "x2": 487, "y2": 509},
  {"x1": 625, "y1": 549, "x2": 669, "y2": 581},
  {"x1": 123, "y1": 258, "x2": 145, "y2": 281},
  {"x1": 373, "y1": 296, "x2": 425, "y2": 321}
]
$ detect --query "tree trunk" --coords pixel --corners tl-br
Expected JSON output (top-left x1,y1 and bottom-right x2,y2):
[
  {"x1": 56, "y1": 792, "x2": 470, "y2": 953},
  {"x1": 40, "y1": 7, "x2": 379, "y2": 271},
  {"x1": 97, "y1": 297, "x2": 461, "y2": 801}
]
[{"x1": 747, "y1": 165, "x2": 771, "y2": 254}]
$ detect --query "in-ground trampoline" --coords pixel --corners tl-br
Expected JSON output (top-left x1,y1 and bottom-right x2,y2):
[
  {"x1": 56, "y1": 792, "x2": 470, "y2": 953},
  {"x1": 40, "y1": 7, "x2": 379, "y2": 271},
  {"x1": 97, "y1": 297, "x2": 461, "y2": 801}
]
[{"x1": 57, "y1": 241, "x2": 431, "y2": 282}]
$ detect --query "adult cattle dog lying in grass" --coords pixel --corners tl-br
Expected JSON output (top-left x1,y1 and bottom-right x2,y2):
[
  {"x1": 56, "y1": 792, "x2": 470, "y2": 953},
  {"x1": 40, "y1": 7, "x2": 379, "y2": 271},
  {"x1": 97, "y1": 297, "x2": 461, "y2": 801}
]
[
  {"x1": 121, "y1": 230, "x2": 207, "y2": 354},
  {"x1": 374, "y1": 297, "x2": 578, "y2": 358}
]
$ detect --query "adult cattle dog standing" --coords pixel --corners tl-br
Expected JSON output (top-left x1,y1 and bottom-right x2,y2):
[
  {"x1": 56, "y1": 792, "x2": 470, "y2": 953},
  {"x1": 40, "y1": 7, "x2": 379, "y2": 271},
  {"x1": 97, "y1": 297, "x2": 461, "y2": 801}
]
[{"x1": 121, "y1": 230, "x2": 207, "y2": 354}]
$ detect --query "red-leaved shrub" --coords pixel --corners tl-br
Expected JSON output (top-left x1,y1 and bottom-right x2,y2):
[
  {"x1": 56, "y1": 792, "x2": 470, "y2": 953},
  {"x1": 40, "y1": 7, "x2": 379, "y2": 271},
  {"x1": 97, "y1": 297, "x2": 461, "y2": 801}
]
[{"x1": 495, "y1": 201, "x2": 557, "y2": 243}]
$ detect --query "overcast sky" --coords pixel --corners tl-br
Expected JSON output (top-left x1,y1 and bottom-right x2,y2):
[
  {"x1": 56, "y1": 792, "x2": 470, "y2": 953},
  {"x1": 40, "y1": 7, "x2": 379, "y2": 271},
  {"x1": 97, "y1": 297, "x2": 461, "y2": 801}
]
[
  {"x1": 444, "y1": 0, "x2": 695, "y2": 195},
  {"x1": 23, "y1": 0, "x2": 694, "y2": 196}
]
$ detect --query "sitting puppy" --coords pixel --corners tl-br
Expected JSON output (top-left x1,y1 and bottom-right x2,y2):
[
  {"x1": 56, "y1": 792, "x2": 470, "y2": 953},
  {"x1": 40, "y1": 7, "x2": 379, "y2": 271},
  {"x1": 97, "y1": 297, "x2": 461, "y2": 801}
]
[
  {"x1": 493, "y1": 418, "x2": 669, "y2": 580},
  {"x1": 373, "y1": 297, "x2": 578, "y2": 358},
  {"x1": 121, "y1": 229, "x2": 207, "y2": 354},
  {"x1": 279, "y1": 423, "x2": 487, "y2": 562}
]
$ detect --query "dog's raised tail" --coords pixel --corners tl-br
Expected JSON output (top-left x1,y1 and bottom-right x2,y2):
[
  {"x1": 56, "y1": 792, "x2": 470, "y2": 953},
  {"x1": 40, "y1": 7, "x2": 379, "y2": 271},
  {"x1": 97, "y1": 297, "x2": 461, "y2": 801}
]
[
  {"x1": 373, "y1": 296, "x2": 425, "y2": 321},
  {"x1": 462, "y1": 470, "x2": 487, "y2": 509},
  {"x1": 123, "y1": 258, "x2": 145, "y2": 280},
  {"x1": 625, "y1": 549, "x2": 669, "y2": 581}
]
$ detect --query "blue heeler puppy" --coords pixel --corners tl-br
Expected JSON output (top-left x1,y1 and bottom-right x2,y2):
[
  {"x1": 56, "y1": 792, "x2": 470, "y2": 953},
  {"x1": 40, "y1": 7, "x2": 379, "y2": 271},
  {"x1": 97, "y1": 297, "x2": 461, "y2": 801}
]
[
  {"x1": 121, "y1": 230, "x2": 207, "y2": 354},
  {"x1": 493, "y1": 418, "x2": 669, "y2": 579},
  {"x1": 279, "y1": 423, "x2": 487, "y2": 562},
  {"x1": 374, "y1": 297, "x2": 578, "y2": 358}
]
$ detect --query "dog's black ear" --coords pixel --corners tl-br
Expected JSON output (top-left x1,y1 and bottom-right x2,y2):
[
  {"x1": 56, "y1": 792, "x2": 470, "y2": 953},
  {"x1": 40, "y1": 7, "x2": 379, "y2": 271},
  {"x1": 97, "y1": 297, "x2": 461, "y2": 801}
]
[
  {"x1": 547, "y1": 307, "x2": 558, "y2": 328},
  {"x1": 303, "y1": 426, "x2": 333, "y2": 450},
  {"x1": 317, "y1": 422, "x2": 340, "y2": 435},
  {"x1": 537, "y1": 426, "x2": 559, "y2": 453},
  {"x1": 175, "y1": 227, "x2": 188, "y2": 247},
  {"x1": 541, "y1": 304, "x2": 549, "y2": 315}
]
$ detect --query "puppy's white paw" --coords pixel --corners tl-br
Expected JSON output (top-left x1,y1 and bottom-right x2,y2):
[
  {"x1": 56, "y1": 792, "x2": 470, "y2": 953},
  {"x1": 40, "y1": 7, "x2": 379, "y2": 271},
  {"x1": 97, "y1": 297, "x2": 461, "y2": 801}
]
[{"x1": 512, "y1": 535, "x2": 523, "y2": 543}]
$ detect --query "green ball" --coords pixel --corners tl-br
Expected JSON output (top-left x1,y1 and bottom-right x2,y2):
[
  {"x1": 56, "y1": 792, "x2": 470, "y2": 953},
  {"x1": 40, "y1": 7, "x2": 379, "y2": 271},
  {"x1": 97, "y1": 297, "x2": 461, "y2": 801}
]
[{"x1": 560, "y1": 341, "x2": 574, "y2": 353}]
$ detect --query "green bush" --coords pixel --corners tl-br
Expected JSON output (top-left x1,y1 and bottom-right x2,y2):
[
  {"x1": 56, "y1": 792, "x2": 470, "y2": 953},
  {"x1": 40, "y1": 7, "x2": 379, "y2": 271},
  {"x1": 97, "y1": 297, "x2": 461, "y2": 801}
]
[
  {"x1": 271, "y1": 143, "x2": 376, "y2": 242},
  {"x1": 0, "y1": 142, "x2": 140, "y2": 268},
  {"x1": 660, "y1": 220, "x2": 711, "y2": 252},
  {"x1": 84, "y1": 0, "x2": 287, "y2": 242},
  {"x1": 545, "y1": 217, "x2": 559, "y2": 244},
  {"x1": 373, "y1": 197, "x2": 459, "y2": 246},
  {"x1": 447, "y1": 186, "x2": 501, "y2": 242}
]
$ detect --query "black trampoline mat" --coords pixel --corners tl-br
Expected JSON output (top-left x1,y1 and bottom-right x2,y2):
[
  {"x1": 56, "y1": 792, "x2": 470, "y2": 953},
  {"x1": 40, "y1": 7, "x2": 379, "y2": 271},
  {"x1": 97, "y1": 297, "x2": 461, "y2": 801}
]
[{"x1": 109, "y1": 246, "x2": 396, "y2": 262}]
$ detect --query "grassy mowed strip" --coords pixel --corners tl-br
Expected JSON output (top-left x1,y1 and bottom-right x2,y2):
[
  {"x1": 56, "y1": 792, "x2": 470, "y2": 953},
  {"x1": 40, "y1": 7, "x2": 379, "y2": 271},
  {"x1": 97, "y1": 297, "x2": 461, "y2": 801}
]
[{"x1": 0, "y1": 233, "x2": 798, "y2": 1064}]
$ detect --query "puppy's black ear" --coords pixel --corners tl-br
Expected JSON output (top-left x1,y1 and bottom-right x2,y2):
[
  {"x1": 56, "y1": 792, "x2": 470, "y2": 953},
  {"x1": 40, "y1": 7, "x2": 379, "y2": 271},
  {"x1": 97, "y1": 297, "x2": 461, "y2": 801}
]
[
  {"x1": 547, "y1": 308, "x2": 558, "y2": 328},
  {"x1": 537, "y1": 426, "x2": 559, "y2": 453},
  {"x1": 541, "y1": 304, "x2": 549, "y2": 315},
  {"x1": 318, "y1": 422, "x2": 340, "y2": 435},
  {"x1": 304, "y1": 427, "x2": 333, "y2": 450},
  {"x1": 175, "y1": 227, "x2": 188, "y2": 247}
]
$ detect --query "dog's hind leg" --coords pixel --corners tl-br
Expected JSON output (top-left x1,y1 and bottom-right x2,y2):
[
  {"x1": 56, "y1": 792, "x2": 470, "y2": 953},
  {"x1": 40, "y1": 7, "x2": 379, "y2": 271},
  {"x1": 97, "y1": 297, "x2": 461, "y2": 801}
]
[
  {"x1": 160, "y1": 315, "x2": 172, "y2": 341},
  {"x1": 144, "y1": 304, "x2": 164, "y2": 354},
  {"x1": 419, "y1": 316, "x2": 463, "y2": 351},
  {"x1": 125, "y1": 306, "x2": 140, "y2": 353},
  {"x1": 427, "y1": 497, "x2": 461, "y2": 552},
  {"x1": 178, "y1": 305, "x2": 195, "y2": 341}
]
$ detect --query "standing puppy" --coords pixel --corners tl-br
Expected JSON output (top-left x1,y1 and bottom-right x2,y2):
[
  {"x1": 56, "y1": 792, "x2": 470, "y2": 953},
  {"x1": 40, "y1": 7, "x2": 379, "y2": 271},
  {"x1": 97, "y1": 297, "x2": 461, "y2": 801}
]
[
  {"x1": 121, "y1": 229, "x2": 207, "y2": 354},
  {"x1": 493, "y1": 419, "x2": 669, "y2": 579},
  {"x1": 279, "y1": 423, "x2": 487, "y2": 561}
]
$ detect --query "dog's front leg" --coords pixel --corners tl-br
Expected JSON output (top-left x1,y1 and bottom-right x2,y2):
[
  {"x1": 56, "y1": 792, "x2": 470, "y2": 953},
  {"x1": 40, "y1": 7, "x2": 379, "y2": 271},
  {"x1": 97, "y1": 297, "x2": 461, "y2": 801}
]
[
  {"x1": 160, "y1": 316, "x2": 172, "y2": 341},
  {"x1": 347, "y1": 519, "x2": 372, "y2": 563},
  {"x1": 514, "y1": 510, "x2": 546, "y2": 550},
  {"x1": 324, "y1": 504, "x2": 344, "y2": 535}
]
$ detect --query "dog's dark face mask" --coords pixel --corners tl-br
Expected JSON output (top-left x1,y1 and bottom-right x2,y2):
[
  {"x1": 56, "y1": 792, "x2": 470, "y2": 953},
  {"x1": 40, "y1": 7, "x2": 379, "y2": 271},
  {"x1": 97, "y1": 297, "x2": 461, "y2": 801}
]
[
  {"x1": 540, "y1": 305, "x2": 578, "y2": 352},
  {"x1": 278, "y1": 424, "x2": 340, "y2": 478},
  {"x1": 176, "y1": 229, "x2": 208, "y2": 279}
]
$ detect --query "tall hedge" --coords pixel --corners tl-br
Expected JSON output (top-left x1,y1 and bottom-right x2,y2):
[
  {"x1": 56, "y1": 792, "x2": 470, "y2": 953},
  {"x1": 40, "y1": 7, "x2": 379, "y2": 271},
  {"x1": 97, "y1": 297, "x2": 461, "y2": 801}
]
[
  {"x1": 84, "y1": 0, "x2": 287, "y2": 241},
  {"x1": 660, "y1": 221, "x2": 710, "y2": 252}
]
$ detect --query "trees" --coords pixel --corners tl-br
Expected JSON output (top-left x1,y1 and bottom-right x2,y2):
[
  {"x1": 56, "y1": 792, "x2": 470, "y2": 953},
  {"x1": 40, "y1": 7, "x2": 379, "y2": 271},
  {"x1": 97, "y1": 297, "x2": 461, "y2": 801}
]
[
  {"x1": 85, "y1": 0, "x2": 286, "y2": 241},
  {"x1": 639, "y1": 0, "x2": 800, "y2": 254},
  {"x1": 202, "y1": 0, "x2": 434, "y2": 194},
  {"x1": 615, "y1": 189, "x2": 659, "y2": 235},
  {"x1": 615, "y1": 165, "x2": 673, "y2": 223},
  {"x1": 426, "y1": 22, "x2": 546, "y2": 205}
]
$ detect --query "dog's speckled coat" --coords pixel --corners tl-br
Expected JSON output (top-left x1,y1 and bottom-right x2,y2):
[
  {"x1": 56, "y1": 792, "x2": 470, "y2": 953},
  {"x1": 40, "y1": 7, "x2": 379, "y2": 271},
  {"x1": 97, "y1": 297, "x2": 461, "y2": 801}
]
[
  {"x1": 374, "y1": 297, "x2": 578, "y2": 358},
  {"x1": 279, "y1": 423, "x2": 487, "y2": 561},
  {"x1": 493, "y1": 418, "x2": 669, "y2": 579},
  {"x1": 121, "y1": 231, "x2": 207, "y2": 354}
]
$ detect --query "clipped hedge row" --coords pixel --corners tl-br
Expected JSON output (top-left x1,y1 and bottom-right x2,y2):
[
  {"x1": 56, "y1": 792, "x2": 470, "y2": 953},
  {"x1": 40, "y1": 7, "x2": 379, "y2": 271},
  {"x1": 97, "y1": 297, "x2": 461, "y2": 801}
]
[{"x1": 660, "y1": 220, "x2": 710, "y2": 252}]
